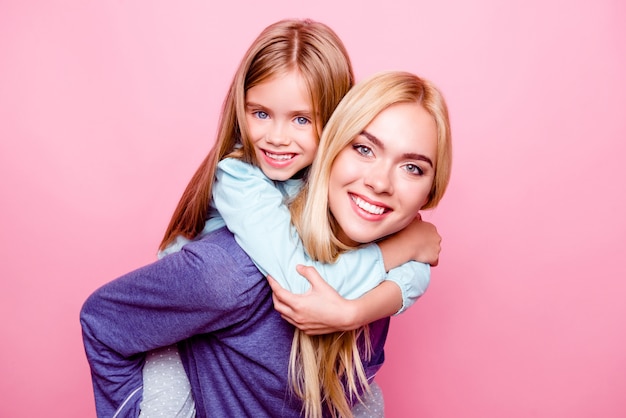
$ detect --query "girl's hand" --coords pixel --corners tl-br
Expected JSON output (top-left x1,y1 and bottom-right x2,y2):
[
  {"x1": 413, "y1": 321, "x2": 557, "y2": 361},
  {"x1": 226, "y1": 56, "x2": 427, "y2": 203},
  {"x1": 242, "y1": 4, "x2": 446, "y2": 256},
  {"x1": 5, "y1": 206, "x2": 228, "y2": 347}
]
[
  {"x1": 401, "y1": 216, "x2": 441, "y2": 266},
  {"x1": 377, "y1": 213, "x2": 441, "y2": 270},
  {"x1": 267, "y1": 265, "x2": 358, "y2": 335}
]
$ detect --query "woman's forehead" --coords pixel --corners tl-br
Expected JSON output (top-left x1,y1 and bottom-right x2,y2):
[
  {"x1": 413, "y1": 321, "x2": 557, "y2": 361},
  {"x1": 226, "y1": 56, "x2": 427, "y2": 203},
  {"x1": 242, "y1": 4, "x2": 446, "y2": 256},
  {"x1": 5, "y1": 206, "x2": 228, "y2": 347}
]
[{"x1": 361, "y1": 102, "x2": 437, "y2": 160}]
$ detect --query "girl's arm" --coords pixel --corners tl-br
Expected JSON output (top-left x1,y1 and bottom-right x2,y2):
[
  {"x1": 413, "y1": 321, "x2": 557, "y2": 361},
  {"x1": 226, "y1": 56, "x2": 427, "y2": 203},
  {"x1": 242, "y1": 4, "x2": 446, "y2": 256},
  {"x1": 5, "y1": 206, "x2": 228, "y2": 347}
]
[
  {"x1": 377, "y1": 215, "x2": 441, "y2": 270},
  {"x1": 80, "y1": 230, "x2": 265, "y2": 417},
  {"x1": 267, "y1": 269, "x2": 403, "y2": 334},
  {"x1": 213, "y1": 158, "x2": 433, "y2": 311},
  {"x1": 269, "y1": 261, "x2": 431, "y2": 334},
  {"x1": 374, "y1": 216, "x2": 440, "y2": 315}
]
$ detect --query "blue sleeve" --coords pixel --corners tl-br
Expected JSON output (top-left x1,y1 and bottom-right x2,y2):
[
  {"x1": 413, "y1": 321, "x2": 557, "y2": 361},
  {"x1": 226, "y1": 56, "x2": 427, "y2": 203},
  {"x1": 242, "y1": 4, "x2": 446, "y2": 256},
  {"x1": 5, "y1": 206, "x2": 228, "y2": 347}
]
[
  {"x1": 80, "y1": 230, "x2": 265, "y2": 417},
  {"x1": 213, "y1": 158, "x2": 429, "y2": 307},
  {"x1": 385, "y1": 261, "x2": 431, "y2": 314}
]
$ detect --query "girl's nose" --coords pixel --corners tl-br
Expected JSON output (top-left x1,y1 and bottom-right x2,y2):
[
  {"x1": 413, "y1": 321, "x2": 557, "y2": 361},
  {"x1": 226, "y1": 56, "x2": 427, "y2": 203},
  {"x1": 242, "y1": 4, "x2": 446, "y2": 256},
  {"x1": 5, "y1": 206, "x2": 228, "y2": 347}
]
[{"x1": 265, "y1": 123, "x2": 290, "y2": 146}]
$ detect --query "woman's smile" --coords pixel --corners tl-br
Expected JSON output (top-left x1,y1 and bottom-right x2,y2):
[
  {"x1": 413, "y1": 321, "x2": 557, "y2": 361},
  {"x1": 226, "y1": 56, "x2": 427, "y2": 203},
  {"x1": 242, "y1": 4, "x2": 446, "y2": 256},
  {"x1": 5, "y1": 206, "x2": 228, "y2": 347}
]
[{"x1": 329, "y1": 101, "x2": 437, "y2": 246}]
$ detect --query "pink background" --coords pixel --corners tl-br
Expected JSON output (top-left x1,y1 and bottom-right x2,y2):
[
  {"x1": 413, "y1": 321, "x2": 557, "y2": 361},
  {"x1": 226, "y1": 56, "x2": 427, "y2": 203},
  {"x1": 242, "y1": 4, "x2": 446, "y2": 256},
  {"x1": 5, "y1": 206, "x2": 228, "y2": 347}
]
[{"x1": 1, "y1": 1, "x2": 625, "y2": 417}]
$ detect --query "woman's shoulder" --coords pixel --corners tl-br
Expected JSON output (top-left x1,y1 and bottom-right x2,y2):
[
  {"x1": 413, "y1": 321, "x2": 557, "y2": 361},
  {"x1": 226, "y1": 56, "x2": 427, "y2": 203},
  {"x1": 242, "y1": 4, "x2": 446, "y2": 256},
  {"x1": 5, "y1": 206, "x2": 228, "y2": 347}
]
[{"x1": 182, "y1": 227, "x2": 260, "y2": 278}]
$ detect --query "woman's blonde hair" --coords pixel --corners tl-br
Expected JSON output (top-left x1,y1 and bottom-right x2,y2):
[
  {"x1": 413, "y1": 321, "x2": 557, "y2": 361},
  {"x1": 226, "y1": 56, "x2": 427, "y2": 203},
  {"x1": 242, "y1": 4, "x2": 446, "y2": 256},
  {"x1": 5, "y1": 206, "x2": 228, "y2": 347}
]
[
  {"x1": 160, "y1": 19, "x2": 353, "y2": 249},
  {"x1": 289, "y1": 71, "x2": 453, "y2": 417}
]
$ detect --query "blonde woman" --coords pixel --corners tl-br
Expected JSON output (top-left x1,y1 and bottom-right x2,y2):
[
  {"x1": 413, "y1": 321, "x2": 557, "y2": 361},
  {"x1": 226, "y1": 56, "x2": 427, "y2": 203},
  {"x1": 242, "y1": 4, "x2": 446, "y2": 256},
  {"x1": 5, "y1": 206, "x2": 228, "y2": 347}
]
[
  {"x1": 281, "y1": 70, "x2": 453, "y2": 417},
  {"x1": 80, "y1": 70, "x2": 449, "y2": 418}
]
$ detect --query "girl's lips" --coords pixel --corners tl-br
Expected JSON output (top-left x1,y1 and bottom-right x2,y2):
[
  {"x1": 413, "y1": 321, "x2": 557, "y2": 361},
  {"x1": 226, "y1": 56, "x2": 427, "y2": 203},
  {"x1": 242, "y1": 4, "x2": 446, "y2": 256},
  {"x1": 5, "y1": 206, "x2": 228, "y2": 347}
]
[
  {"x1": 349, "y1": 193, "x2": 390, "y2": 218},
  {"x1": 264, "y1": 150, "x2": 296, "y2": 161},
  {"x1": 261, "y1": 149, "x2": 297, "y2": 167}
]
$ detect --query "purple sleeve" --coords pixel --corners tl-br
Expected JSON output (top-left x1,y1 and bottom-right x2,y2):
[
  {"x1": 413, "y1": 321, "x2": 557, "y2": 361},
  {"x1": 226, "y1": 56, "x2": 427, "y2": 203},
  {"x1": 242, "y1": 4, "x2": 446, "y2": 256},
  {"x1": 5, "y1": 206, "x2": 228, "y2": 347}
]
[{"x1": 80, "y1": 228, "x2": 264, "y2": 417}]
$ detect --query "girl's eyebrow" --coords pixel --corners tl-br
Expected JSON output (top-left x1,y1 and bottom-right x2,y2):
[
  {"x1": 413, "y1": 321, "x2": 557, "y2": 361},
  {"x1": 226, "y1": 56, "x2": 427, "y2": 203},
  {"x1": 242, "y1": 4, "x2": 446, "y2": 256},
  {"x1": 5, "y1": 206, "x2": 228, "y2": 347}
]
[
  {"x1": 245, "y1": 102, "x2": 312, "y2": 116},
  {"x1": 360, "y1": 130, "x2": 434, "y2": 167},
  {"x1": 245, "y1": 101, "x2": 265, "y2": 108},
  {"x1": 289, "y1": 110, "x2": 313, "y2": 117}
]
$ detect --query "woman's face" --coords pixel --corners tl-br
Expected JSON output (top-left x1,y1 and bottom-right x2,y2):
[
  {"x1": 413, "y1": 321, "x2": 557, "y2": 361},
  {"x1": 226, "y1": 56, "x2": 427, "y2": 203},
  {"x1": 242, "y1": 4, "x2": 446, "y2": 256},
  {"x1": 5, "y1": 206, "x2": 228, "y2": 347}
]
[{"x1": 328, "y1": 102, "x2": 438, "y2": 246}]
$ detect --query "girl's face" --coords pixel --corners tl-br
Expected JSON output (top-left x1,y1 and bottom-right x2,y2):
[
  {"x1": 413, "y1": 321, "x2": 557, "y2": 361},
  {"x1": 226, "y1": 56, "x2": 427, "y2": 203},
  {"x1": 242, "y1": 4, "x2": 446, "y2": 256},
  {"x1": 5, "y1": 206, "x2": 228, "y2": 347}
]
[
  {"x1": 245, "y1": 70, "x2": 318, "y2": 181},
  {"x1": 328, "y1": 102, "x2": 438, "y2": 246}
]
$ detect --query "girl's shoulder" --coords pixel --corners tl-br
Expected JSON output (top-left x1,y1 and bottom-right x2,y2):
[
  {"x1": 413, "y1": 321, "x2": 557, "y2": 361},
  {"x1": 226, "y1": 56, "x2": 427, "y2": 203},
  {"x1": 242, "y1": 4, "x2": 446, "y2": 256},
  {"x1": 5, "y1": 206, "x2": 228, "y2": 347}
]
[
  {"x1": 218, "y1": 157, "x2": 259, "y2": 174},
  {"x1": 217, "y1": 158, "x2": 270, "y2": 185}
]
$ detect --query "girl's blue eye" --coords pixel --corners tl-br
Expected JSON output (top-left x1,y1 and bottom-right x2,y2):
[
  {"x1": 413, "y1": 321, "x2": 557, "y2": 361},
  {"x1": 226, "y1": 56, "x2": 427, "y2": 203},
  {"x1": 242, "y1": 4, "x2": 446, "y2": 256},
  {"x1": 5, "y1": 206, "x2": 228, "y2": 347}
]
[
  {"x1": 295, "y1": 116, "x2": 310, "y2": 125},
  {"x1": 255, "y1": 111, "x2": 269, "y2": 119}
]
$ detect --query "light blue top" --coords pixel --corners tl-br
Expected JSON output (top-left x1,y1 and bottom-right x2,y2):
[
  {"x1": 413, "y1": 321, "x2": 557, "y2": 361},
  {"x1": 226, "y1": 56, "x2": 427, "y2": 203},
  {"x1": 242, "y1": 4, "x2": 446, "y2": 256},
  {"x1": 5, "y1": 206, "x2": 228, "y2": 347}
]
[{"x1": 161, "y1": 158, "x2": 429, "y2": 313}]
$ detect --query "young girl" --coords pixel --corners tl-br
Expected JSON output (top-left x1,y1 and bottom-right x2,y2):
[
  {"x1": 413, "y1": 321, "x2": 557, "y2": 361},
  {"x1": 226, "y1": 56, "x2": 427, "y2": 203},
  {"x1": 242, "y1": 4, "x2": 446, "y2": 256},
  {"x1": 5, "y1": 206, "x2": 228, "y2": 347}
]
[
  {"x1": 150, "y1": 18, "x2": 437, "y2": 416},
  {"x1": 81, "y1": 20, "x2": 438, "y2": 417}
]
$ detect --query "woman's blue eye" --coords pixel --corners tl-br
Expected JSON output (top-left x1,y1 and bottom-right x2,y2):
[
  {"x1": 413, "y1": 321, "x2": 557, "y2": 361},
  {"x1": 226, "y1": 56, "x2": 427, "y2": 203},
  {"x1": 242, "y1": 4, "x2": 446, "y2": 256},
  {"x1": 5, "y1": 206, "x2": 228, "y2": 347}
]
[
  {"x1": 404, "y1": 164, "x2": 424, "y2": 176},
  {"x1": 354, "y1": 144, "x2": 373, "y2": 156},
  {"x1": 295, "y1": 116, "x2": 310, "y2": 125},
  {"x1": 255, "y1": 111, "x2": 269, "y2": 119}
]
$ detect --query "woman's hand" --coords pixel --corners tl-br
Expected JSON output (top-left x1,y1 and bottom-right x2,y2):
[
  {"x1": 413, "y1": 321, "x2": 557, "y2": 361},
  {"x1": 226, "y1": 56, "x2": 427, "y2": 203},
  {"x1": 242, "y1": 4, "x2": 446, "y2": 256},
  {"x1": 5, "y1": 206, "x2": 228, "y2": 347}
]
[{"x1": 267, "y1": 265, "x2": 358, "y2": 335}]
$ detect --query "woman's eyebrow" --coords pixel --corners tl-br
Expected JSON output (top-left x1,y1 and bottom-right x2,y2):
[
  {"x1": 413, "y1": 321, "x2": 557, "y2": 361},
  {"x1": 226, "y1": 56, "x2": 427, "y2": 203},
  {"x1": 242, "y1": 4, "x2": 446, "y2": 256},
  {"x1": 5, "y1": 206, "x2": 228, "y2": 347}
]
[
  {"x1": 360, "y1": 130, "x2": 383, "y2": 148},
  {"x1": 408, "y1": 153, "x2": 433, "y2": 167},
  {"x1": 360, "y1": 130, "x2": 434, "y2": 167}
]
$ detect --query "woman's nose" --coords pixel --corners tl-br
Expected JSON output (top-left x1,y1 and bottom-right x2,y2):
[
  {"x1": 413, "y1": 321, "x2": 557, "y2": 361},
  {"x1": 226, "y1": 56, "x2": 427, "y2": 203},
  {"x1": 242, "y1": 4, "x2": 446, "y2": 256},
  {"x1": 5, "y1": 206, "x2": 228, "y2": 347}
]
[{"x1": 363, "y1": 164, "x2": 393, "y2": 195}]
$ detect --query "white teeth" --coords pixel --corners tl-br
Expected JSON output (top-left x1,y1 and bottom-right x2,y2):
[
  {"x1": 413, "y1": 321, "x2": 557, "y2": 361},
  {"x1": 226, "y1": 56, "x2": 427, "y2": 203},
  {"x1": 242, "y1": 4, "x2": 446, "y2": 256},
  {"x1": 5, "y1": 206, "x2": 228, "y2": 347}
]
[
  {"x1": 265, "y1": 151, "x2": 294, "y2": 161},
  {"x1": 352, "y1": 195, "x2": 385, "y2": 215}
]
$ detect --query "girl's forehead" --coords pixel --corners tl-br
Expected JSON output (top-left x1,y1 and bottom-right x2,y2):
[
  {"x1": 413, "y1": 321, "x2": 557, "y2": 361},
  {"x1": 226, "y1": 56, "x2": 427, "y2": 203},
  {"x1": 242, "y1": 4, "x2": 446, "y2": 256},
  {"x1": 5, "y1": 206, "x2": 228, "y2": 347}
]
[{"x1": 245, "y1": 74, "x2": 322, "y2": 126}]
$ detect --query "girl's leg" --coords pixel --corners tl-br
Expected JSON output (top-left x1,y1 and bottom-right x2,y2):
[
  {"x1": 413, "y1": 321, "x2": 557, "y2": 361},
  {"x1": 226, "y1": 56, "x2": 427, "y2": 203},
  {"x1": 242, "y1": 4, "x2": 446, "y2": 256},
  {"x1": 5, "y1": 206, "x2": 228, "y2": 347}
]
[
  {"x1": 139, "y1": 345, "x2": 196, "y2": 418},
  {"x1": 351, "y1": 381, "x2": 385, "y2": 418}
]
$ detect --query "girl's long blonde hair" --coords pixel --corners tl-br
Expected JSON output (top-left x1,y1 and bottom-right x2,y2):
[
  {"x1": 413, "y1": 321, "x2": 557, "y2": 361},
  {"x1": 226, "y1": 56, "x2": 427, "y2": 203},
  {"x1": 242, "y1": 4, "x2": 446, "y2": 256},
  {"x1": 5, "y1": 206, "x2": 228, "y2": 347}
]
[
  {"x1": 159, "y1": 19, "x2": 353, "y2": 250},
  {"x1": 289, "y1": 71, "x2": 453, "y2": 417}
]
